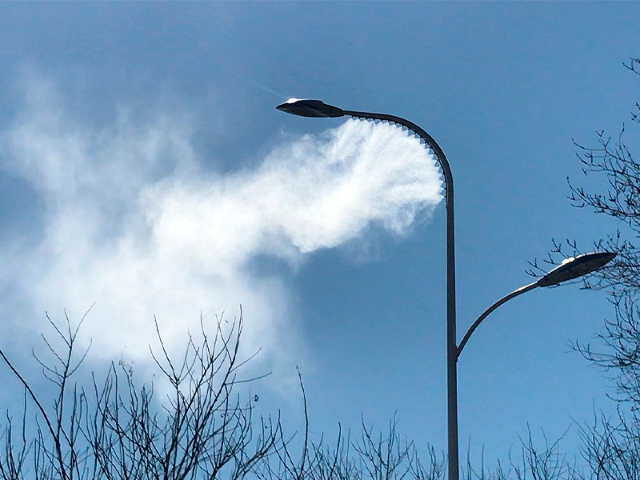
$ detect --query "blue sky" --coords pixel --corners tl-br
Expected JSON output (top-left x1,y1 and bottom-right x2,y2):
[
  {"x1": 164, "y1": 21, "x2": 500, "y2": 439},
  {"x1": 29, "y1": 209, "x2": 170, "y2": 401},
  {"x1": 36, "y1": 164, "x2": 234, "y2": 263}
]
[{"x1": 0, "y1": 1, "x2": 639, "y2": 471}]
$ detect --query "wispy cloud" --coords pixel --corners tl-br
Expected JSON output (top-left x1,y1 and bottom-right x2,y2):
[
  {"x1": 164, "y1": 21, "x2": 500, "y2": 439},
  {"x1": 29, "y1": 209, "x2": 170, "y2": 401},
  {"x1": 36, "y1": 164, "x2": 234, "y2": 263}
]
[{"x1": 0, "y1": 70, "x2": 443, "y2": 389}]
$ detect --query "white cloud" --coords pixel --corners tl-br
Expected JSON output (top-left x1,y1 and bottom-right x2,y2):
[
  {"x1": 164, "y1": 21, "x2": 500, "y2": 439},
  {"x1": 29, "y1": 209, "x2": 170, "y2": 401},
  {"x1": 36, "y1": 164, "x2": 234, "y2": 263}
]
[{"x1": 0, "y1": 73, "x2": 443, "y2": 391}]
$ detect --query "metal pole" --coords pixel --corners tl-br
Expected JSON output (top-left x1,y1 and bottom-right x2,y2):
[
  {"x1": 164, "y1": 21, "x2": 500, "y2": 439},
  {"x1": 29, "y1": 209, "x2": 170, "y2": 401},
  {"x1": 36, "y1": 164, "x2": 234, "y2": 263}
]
[
  {"x1": 276, "y1": 100, "x2": 460, "y2": 480},
  {"x1": 342, "y1": 110, "x2": 459, "y2": 480},
  {"x1": 445, "y1": 178, "x2": 458, "y2": 480}
]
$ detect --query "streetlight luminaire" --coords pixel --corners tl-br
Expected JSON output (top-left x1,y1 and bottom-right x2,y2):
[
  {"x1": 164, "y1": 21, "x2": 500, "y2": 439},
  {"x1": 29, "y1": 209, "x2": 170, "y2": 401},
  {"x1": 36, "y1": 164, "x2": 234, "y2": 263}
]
[
  {"x1": 537, "y1": 252, "x2": 616, "y2": 287},
  {"x1": 276, "y1": 98, "x2": 345, "y2": 118}
]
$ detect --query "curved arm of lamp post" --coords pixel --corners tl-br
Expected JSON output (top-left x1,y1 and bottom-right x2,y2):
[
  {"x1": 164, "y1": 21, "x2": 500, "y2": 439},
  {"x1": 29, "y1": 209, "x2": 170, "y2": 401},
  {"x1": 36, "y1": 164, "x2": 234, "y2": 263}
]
[
  {"x1": 275, "y1": 100, "x2": 453, "y2": 200},
  {"x1": 455, "y1": 251, "x2": 617, "y2": 360},
  {"x1": 456, "y1": 281, "x2": 539, "y2": 359},
  {"x1": 342, "y1": 109, "x2": 453, "y2": 196}
]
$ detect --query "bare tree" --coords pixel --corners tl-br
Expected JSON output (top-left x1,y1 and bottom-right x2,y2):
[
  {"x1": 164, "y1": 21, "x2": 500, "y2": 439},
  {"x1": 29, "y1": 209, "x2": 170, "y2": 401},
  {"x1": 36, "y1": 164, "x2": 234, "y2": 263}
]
[
  {"x1": 527, "y1": 58, "x2": 640, "y2": 296},
  {"x1": 577, "y1": 408, "x2": 640, "y2": 480},
  {"x1": 0, "y1": 311, "x2": 600, "y2": 480},
  {"x1": 255, "y1": 411, "x2": 447, "y2": 480},
  {"x1": 0, "y1": 311, "x2": 452, "y2": 480},
  {"x1": 0, "y1": 311, "x2": 281, "y2": 480},
  {"x1": 524, "y1": 57, "x2": 640, "y2": 479}
]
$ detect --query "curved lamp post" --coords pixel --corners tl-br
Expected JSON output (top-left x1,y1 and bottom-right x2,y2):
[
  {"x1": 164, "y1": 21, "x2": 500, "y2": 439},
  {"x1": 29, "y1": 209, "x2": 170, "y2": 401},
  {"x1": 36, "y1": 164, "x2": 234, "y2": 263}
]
[
  {"x1": 276, "y1": 98, "x2": 460, "y2": 479},
  {"x1": 457, "y1": 251, "x2": 617, "y2": 358},
  {"x1": 276, "y1": 98, "x2": 616, "y2": 480}
]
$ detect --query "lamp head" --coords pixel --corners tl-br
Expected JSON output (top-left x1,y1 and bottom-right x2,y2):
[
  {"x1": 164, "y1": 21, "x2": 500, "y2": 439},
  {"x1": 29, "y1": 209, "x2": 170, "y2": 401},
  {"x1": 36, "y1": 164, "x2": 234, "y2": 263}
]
[
  {"x1": 537, "y1": 252, "x2": 616, "y2": 287},
  {"x1": 276, "y1": 98, "x2": 345, "y2": 118}
]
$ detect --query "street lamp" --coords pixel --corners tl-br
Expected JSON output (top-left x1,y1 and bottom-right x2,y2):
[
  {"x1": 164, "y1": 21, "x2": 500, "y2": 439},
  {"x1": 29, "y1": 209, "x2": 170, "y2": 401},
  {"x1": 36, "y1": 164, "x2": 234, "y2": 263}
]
[
  {"x1": 277, "y1": 97, "x2": 460, "y2": 478},
  {"x1": 457, "y1": 252, "x2": 617, "y2": 358},
  {"x1": 276, "y1": 98, "x2": 616, "y2": 480}
]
